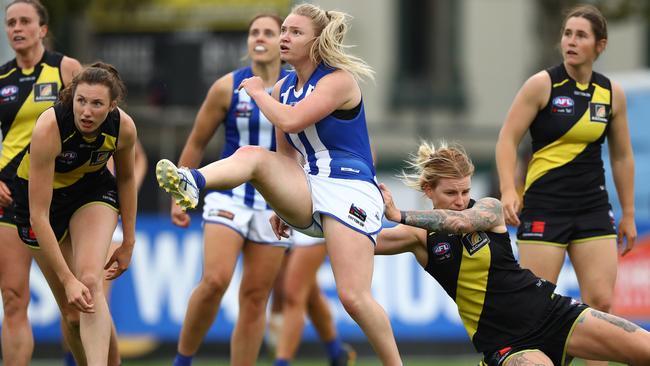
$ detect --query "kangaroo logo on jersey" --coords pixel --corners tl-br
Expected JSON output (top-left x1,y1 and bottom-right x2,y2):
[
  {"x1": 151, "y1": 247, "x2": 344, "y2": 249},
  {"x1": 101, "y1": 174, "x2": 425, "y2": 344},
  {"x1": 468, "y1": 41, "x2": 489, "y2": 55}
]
[
  {"x1": 348, "y1": 203, "x2": 367, "y2": 227},
  {"x1": 551, "y1": 96, "x2": 574, "y2": 115},
  {"x1": 589, "y1": 102, "x2": 610, "y2": 123},
  {"x1": 34, "y1": 82, "x2": 58, "y2": 102},
  {"x1": 89, "y1": 151, "x2": 112, "y2": 166},
  {"x1": 461, "y1": 231, "x2": 489, "y2": 255},
  {"x1": 0, "y1": 85, "x2": 19, "y2": 104}
]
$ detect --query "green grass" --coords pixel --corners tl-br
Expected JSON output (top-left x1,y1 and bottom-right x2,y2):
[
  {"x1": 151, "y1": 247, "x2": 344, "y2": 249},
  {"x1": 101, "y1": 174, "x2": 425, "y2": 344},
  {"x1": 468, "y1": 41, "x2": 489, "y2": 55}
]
[
  {"x1": 29, "y1": 356, "x2": 627, "y2": 365},
  {"x1": 31, "y1": 357, "x2": 478, "y2": 366}
]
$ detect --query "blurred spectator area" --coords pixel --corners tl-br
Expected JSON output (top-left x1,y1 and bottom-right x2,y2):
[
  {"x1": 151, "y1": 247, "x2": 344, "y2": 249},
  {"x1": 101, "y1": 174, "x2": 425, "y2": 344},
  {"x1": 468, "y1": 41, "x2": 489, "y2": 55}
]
[{"x1": 2, "y1": 0, "x2": 649, "y2": 214}]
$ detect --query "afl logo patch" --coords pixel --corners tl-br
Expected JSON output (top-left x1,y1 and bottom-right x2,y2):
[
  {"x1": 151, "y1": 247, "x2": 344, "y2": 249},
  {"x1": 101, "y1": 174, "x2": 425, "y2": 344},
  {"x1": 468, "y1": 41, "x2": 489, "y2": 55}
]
[
  {"x1": 552, "y1": 96, "x2": 574, "y2": 108},
  {"x1": 0, "y1": 85, "x2": 18, "y2": 104},
  {"x1": 433, "y1": 242, "x2": 453, "y2": 263},
  {"x1": 34, "y1": 82, "x2": 58, "y2": 102},
  {"x1": 1, "y1": 85, "x2": 18, "y2": 97},
  {"x1": 434, "y1": 242, "x2": 451, "y2": 255},
  {"x1": 551, "y1": 96, "x2": 574, "y2": 115},
  {"x1": 236, "y1": 100, "x2": 253, "y2": 118},
  {"x1": 56, "y1": 151, "x2": 77, "y2": 164}
]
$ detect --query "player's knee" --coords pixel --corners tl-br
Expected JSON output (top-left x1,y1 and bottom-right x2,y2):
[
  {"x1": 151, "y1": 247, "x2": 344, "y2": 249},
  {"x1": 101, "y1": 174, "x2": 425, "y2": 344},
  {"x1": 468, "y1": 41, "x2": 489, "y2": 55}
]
[
  {"x1": 239, "y1": 286, "x2": 270, "y2": 313},
  {"x1": 234, "y1": 145, "x2": 267, "y2": 165},
  {"x1": 584, "y1": 294, "x2": 611, "y2": 312},
  {"x1": 78, "y1": 272, "x2": 103, "y2": 295},
  {"x1": 337, "y1": 289, "x2": 365, "y2": 318},
  {"x1": 199, "y1": 274, "x2": 230, "y2": 298},
  {"x1": 282, "y1": 290, "x2": 303, "y2": 309},
  {"x1": 1, "y1": 286, "x2": 29, "y2": 319}
]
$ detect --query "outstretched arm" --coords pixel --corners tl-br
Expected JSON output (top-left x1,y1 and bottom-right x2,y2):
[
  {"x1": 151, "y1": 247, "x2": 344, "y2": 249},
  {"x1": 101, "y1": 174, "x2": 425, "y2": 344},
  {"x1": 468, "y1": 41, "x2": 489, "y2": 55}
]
[{"x1": 393, "y1": 198, "x2": 506, "y2": 235}]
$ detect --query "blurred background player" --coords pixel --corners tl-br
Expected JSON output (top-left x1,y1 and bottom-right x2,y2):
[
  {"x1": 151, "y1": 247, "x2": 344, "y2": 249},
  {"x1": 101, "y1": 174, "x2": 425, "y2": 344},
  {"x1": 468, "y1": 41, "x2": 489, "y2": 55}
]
[
  {"x1": 13, "y1": 62, "x2": 137, "y2": 366},
  {"x1": 168, "y1": 13, "x2": 292, "y2": 366},
  {"x1": 496, "y1": 6, "x2": 636, "y2": 364},
  {"x1": 0, "y1": 1, "x2": 81, "y2": 365},
  {"x1": 267, "y1": 230, "x2": 356, "y2": 366}
]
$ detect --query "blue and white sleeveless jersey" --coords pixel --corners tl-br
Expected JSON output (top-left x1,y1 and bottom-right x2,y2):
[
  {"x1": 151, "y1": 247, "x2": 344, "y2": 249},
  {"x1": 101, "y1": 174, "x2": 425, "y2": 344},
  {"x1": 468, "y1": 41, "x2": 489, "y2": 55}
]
[
  {"x1": 216, "y1": 66, "x2": 290, "y2": 209},
  {"x1": 279, "y1": 63, "x2": 376, "y2": 183}
]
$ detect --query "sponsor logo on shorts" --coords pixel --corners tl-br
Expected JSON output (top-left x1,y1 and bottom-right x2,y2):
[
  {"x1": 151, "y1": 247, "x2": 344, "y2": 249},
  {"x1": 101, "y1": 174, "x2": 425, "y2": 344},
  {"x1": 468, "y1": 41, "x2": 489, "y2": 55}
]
[
  {"x1": 589, "y1": 102, "x2": 609, "y2": 123},
  {"x1": 521, "y1": 220, "x2": 545, "y2": 238},
  {"x1": 34, "y1": 82, "x2": 58, "y2": 102},
  {"x1": 348, "y1": 204, "x2": 367, "y2": 227},
  {"x1": 433, "y1": 242, "x2": 453, "y2": 263},
  {"x1": 208, "y1": 208, "x2": 235, "y2": 220},
  {"x1": 551, "y1": 96, "x2": 574, "y2": 115},
  {"x1": 608, "y1": 210, "x2": 616, "y2": 229},
  {"x1": 102, "y1": 190, "x2": 117, "y2": 203},
  {"x1": 19, "y1": 225, "x2": 38, "y2": 244},
  {"x1": 461, "y1": 231, "x2": 489, "y2": 255}
]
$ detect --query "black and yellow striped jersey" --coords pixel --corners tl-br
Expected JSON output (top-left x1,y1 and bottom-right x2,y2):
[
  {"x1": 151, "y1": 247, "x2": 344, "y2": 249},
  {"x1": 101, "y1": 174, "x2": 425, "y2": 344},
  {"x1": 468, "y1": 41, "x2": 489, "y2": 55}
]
[
  {"x1": 424, "y1": 203, "x2": 555, "y2": 352},
  {"x1": 16, "y1": 102, "x2": 120, "y2": 196},
  {"x1": 524, "y1": 63, "x2": 612, "y2": 212},
  {"x1": 0, "y1": 50, "x2": 64, "y2": 181}
]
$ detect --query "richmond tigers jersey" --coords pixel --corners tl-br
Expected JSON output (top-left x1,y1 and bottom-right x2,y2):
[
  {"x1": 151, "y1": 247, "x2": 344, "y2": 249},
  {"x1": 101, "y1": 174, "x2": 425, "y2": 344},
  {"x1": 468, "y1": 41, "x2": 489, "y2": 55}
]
[
  {"x1": 215, "y1": 66, "x2": 290, "y2": 210},
  {"x1": 424, "y1": 201, "x2": 555, "y2": 352},
  {"x1": 524, "y1": 63, "x2": 612, "y2": 211},
  {"x1": 0, "y1": 50, "x2": 64, "y2": 182},
  {"x1": 16, "y1": 102, "x2": 120, "y2": 195}
]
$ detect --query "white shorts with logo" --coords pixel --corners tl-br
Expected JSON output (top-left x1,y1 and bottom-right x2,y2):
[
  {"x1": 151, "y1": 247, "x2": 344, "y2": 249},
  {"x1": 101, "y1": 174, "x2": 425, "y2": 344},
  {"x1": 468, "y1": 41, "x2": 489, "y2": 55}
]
[
  {"x1": 202, "y1": 192, "x2": 290, "y2": 247},
  {"x1": 290, "y1": 174, "x2": 383, "y2": 244}
]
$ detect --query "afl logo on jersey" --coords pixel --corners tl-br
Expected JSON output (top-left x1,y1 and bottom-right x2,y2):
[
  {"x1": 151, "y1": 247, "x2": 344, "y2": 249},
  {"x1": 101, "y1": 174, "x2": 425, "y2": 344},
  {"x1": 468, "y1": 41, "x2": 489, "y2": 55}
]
[
  {"x1": 552, "y1": 96, "x2": 574, "y2": 108},
  {"x1": 1, "y1": 85, "x2": 18, "y2": 97},
  {"x1": 551, "y1": 96, "x2": 574, "y2": 115},
  {"x1": 0, "y1": 85, "x2": 18, "y2": 104},
  {"x1": 434, "y1": 242, "x2": 451, "y2": 255},
  {"x1": 433, "y1": 242, "x2": 453, "y2": 263},
  {"x1": 236, "y1": 101, "x2": 253, "y2": 118},
  {"x1": 56, "y1": 151, "x2": 77, "y2": 164}
]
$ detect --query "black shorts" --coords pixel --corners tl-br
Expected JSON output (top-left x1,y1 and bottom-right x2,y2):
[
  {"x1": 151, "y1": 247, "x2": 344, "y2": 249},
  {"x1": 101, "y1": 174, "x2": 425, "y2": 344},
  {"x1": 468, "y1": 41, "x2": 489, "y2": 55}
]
[
  {"x1": 0, "y1": 177, "x2": 17, "y2": 226},
  {"x1": 516, "y1": 206, "x2": 616, "y2": 246},
  {"x1": 13, "y1": 172, "x2": 119, "y2": 249},
  {"x1": 482, "y1": 294, "x2": 589, "y2": 366}
]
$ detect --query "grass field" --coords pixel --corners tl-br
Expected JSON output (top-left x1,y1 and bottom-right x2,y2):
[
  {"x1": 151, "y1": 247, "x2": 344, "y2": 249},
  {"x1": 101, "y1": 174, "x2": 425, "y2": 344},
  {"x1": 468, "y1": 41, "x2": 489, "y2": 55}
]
[{"x1": 29, "y1": 357, "x2": 625, "y2": 365}]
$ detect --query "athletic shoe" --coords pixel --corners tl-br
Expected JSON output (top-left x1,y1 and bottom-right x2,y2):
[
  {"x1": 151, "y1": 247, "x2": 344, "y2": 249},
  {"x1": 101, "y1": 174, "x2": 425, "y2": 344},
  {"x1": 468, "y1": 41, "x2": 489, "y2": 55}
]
[
  {"x1": 331, "y1": 343, "x2": 357, "y2": 366},
  {"x1": 156, "y1": 159, "x2": 199, "y2": 210}
]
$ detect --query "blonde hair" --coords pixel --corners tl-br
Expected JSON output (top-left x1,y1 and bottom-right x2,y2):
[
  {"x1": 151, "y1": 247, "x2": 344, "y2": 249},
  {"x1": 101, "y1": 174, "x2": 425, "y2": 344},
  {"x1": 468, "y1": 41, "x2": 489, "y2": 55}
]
[
  {"x1": 291, "y1": 3, "x2": 374, "y2": 82},
  {"x1": 401, "y1": 141, "x2": 475, "y2": 191}
]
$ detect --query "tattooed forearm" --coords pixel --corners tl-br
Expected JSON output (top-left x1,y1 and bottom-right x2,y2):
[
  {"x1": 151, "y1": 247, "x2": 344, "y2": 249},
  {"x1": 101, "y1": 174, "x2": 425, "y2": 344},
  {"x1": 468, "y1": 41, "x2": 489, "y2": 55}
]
[
  {"x1": 590, "y1": 310, "x2": 640, "y2": 333},
  {"x1": 401, "y1": 197, "x2": 504, "y2": 233},
  {"x1": 505, "y1": 354, "x2": 548, "y2": 366},
  {"x1": 402, "y1": 209, "x2": 467, "y2": 233}
]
